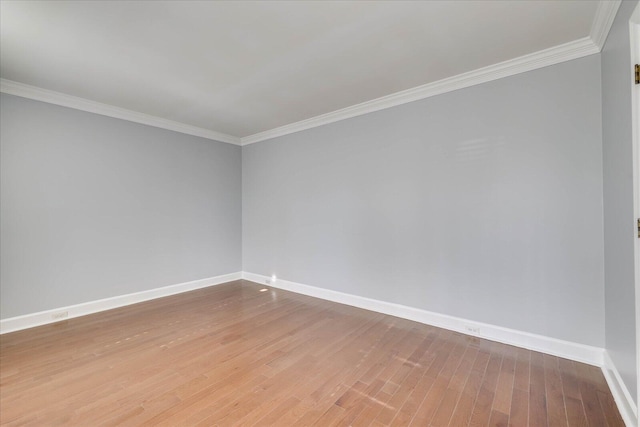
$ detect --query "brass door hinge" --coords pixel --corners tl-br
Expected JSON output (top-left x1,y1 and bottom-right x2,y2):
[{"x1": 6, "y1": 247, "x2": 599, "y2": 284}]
[{"x1": 636, "y1": 64, "x2": 640, "y2": 85}]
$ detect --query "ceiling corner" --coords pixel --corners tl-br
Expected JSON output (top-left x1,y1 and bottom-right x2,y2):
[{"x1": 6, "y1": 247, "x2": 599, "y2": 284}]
[{"x1": 590, "y1": 0, "x2": 623, "y2": 51}]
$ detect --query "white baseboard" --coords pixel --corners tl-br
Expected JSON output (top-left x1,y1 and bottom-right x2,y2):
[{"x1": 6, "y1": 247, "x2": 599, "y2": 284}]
[
  {"x1": 243, "y1": 272, "x2": 640, "y2": 422},
  {"x1": 602, "y1": 351, "x2": 638, "y2": 427},
  {"x1": 4, "y1": 271, "x2": 632, "y2": 423},
  {"x1": 242, "y1": 272, "x2": 604, "y2": 367},
  {"x1": 0, "y1": 272, "x2": 242, "y2": 334}
]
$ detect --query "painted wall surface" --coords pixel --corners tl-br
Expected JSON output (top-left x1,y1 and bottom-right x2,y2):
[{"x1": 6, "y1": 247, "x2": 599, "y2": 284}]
[
  {"x1": 0, "y1": 94, "x2": 242, "y2": 319},
  {"x1": 602, "y1": 0, "x2": 639, "y2": 402},
  {"x1": 243, "y1": 55, "x2": 604, "y2": 347}
]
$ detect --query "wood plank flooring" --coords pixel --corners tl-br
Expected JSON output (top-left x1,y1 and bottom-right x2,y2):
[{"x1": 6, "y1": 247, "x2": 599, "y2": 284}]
[{"x1": 0, "y1": 280, "x2": 624, "y2": 426}]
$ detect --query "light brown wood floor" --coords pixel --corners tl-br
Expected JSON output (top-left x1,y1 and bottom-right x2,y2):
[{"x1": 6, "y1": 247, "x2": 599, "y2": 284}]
[{"x1": 0, "y1": 280, "x2": 624, "y2": 426}]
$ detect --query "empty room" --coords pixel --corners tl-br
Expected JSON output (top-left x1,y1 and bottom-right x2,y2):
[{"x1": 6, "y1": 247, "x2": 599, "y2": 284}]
[{"x1": 1, "y1": 0, "x2": 638, "y2": 426}]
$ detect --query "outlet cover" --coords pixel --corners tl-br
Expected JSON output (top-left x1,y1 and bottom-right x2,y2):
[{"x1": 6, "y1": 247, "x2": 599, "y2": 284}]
[
  {"x1": 464, "y1": 325, "x2": 480, "y2": 335},
  {"x1": 51, "y1": 311, "x2": 68, "y2": 320}
]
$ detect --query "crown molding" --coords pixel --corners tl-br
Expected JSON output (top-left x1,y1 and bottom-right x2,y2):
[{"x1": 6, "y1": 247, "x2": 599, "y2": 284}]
[
  {"x1": 2, "y1": 1, "x2": 615, "y2": 148},
  {"x1": 590, "y1": 0, "x2": 622, "y2": 50},
  {"x1": 0, "y1": 79, "x2": 241, "y2": 146},
  {"x1": 241, "y1": 36, "x2": 599, "y2": 145}
]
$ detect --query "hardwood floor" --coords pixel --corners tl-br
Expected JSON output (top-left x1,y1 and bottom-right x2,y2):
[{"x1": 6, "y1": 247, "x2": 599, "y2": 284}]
[{"x1": 0, "y1": 280, "x2": 624, "y2": 426}]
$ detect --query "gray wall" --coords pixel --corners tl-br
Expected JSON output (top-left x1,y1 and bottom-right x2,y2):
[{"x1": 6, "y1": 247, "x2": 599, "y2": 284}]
[
  {"x1": 1, "y1": 94, "x2": 242, "y2": 319},
  {"x1": 602, "y1": 0, "x2": 638, "y2": 402},
  {"x1": 243, "y1": 55, "x2": 605, "y2": 347}
]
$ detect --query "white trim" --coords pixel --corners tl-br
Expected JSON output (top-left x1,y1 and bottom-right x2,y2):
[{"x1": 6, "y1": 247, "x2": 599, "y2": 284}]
[
  {"x1": 1, "y1": 3, "x2": 619, "y2": 148},
  {"x1": 631, "y1": 1, "x2": 640, "y2": 416},
  {"x1": 240, "y1": 37, "x2": 600, "y2": 145},
  {"x1": 0, "y1": 79, "x2": 241, "y2": 146},
  {"x1": 241, "y1": 272, "x2": 604, "y2": 367},
  {"x1": 2, "y1": 18, "x2": 614, "y2": 149},
  {"x1": 602, "y1": 351, "x2": 638, "y2": 427},
  {"x1": 590, "y1": 0, "x2": 623, "y2": 50},
  {"x1": 0, "y1": 272, "x2": 242, "y2": 334}
]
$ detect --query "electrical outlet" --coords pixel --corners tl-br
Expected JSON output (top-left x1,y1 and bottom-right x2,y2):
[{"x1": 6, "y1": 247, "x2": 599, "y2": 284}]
[
  {"x1": 51, "y1": 311, "x2": 68, "y2": 320},
  {"x1": 464, "y1": 325, "x2": 480, "y2": 335}
]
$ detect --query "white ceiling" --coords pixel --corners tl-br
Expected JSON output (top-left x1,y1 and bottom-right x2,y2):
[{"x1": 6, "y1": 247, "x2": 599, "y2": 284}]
[{"x1": 0, "y1": 1, "x2": 614, "y2": 144}]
